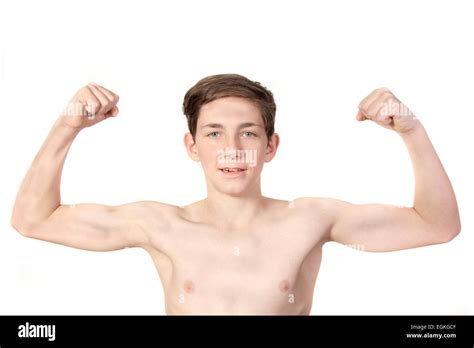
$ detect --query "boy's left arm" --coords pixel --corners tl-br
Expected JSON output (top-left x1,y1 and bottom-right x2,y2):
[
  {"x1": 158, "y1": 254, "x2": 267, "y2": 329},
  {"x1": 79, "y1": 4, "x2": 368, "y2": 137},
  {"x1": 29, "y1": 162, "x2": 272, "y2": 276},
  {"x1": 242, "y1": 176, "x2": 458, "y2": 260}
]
[{"x1": 319, "y1": 88, "x2": 460, "y2": 252}]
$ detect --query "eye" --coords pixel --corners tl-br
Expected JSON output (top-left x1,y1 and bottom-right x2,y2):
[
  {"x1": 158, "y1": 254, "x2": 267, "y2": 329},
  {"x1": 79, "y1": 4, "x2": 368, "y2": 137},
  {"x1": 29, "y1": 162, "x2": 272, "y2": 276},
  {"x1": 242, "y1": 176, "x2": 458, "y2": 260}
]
[
  {"x1": 207, "y1": 131, "x2": 220, "y2": 137},
  {"x1": 242, "y1": 131, "x2": 256, "y2": 137}
]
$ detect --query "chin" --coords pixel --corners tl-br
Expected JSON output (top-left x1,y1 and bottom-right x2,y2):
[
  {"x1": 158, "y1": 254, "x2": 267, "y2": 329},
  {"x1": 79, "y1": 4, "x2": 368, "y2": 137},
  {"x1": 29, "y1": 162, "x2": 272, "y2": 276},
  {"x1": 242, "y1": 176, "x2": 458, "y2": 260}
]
[{"x1": 205, "y1": 168, "x2": 261, "y2": 196}]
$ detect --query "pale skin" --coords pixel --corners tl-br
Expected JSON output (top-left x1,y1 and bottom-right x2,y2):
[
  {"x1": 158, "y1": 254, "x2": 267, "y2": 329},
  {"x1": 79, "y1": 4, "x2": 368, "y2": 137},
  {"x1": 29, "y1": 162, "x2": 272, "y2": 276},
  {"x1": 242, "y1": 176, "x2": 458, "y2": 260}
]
[{"x1": 11, "y1": 83, "x2": 461, "y2": 315}]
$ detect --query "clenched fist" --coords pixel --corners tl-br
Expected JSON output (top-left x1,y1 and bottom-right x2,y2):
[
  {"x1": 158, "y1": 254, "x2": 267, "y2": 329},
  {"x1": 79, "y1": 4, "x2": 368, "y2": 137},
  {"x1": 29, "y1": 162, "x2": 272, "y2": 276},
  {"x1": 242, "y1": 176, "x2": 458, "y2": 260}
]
[
  {"x1": 59, "y1": 83, "x2": 119, "y2": 129},
  {"x1": 356, "y1": 88, "x2": 419, "y2": 134}
]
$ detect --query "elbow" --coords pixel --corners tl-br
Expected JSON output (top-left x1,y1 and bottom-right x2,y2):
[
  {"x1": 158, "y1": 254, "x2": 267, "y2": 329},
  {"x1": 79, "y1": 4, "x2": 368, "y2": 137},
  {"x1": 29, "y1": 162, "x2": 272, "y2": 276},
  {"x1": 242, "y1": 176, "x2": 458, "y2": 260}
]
[
  {"x1": 435, "y1": 218, "x2": 461, "y2": 244},
  {"x1": 449, "y1": 218, "x2": 462, "y2": 241},
  {"x1": 448, "y1": 213, "x2": 462, "y2": 241},
  {"x1": 11, "y1": 211, "x2": 22, "y2": 234},
  {"x1": 11, "y1": 212, "x2": 37, "y2": 238},
  {"x1": 11, "y1": 219, "x2": 31, "y2": 237}
]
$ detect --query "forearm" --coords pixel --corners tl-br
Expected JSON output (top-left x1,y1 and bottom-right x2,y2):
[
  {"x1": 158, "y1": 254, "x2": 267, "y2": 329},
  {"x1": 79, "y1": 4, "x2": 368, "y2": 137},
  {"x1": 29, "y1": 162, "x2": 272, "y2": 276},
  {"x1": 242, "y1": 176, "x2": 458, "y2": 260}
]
[
  {"x1": 400, "y1": 122, "x2": 460, "y2": 232},
  {"x1": 12, "y1": 117, "x2": 80, "y2": 227}
]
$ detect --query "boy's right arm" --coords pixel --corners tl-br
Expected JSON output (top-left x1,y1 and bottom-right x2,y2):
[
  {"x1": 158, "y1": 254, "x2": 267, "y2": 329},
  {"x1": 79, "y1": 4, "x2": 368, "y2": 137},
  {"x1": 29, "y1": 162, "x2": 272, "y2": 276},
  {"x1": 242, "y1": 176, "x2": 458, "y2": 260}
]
[{"x1": 11, "y1": 83, "x2": 151, "y2": 251}]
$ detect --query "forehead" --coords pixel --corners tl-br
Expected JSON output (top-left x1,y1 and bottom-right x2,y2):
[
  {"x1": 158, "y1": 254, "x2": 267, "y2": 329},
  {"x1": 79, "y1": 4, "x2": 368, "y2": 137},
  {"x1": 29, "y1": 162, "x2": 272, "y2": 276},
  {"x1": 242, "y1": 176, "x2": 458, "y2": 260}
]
[{"x1": 198, "y1": 97, "x2": 263, "y2": 125}]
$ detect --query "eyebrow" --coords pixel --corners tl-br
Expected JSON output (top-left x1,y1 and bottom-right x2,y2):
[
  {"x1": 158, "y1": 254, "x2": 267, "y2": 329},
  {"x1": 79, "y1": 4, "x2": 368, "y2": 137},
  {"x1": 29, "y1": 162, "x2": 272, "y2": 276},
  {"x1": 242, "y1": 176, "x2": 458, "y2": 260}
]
[{"x1": 201, "y1": 122, "x2": 264, "y2": 129}]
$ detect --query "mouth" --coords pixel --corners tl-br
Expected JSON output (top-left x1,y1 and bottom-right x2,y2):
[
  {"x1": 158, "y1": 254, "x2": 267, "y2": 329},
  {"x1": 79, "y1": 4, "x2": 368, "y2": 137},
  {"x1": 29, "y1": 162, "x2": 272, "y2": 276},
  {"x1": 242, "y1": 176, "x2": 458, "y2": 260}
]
[
  {"x1": 218, "y1": 167, "x2": 248, "y2": 177},
  {"x1": 219, "y1": 167, "x2": 246, "y2": 173}
]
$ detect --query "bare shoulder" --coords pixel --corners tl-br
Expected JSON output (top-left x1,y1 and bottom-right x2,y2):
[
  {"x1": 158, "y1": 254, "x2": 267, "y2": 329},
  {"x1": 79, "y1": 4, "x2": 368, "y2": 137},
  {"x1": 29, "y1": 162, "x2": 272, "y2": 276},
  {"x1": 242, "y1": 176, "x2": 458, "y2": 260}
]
[
  {"x1": 118, "y1": 200, "x2": 183, "y2": 236},
  {"x1": 129, "y1": 200, "x2": 182, "y2": 220},
  {"x1": 290, "y1": 196, "x2": 339, "y2": 216},
  {"x1": 136, "y1": 200, "x2": 182, "y2": 212},
  {"x1": 287, "y1": 197, "x2": 341, "y2": 239}
]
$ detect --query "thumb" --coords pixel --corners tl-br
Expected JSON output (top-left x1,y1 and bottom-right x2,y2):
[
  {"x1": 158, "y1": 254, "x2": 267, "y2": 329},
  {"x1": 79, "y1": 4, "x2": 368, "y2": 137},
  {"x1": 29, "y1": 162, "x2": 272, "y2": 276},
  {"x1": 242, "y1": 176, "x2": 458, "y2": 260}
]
[
  {"x1": 105, "y1": 105, "x2": 119, "y2": 118},
  {"x1": 356, "y1": 109, "x2": 367, "y2": 121}
]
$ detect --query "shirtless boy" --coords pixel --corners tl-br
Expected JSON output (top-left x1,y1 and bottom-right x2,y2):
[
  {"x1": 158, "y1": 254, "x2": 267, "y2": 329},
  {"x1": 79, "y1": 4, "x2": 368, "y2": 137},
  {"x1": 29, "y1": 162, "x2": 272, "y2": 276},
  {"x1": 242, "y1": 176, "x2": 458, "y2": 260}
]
[{"x1": 11, "y1": 74, "x2": 461, "y2": 314}]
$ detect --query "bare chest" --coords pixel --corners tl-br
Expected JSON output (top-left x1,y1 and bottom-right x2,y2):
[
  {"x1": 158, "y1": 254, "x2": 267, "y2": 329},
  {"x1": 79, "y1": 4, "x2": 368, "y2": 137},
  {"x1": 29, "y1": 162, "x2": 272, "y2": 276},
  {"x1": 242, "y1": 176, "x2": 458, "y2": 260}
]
[{"x1": 148, "y1": 210, "x2": 327, "y2": 314}]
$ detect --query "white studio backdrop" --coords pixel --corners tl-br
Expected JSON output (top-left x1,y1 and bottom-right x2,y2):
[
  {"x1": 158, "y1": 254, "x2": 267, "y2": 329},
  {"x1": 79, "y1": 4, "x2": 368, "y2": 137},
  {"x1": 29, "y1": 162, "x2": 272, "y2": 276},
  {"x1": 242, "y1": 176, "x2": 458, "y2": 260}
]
[{"x1": 0, "y1": 0, "x2": 472, "y2": 315}]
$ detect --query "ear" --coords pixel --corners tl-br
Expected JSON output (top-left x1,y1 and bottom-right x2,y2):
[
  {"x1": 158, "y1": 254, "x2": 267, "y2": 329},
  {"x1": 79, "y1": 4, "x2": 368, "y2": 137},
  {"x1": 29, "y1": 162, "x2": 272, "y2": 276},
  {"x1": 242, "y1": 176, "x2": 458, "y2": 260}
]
[
  {"x1": 264, "y1": 133, "x2": 280, "y2": 163},
  {"x1": 184, "y1": 132, "x2": 200, "y2": 162}
]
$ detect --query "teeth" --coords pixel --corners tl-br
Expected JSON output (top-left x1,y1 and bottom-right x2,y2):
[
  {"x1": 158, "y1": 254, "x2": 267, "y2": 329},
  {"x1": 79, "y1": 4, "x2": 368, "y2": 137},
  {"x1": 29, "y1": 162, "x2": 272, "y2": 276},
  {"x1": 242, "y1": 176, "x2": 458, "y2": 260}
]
[{"x1": 221, "y1": 168, "x2": 244, "y2": 172}]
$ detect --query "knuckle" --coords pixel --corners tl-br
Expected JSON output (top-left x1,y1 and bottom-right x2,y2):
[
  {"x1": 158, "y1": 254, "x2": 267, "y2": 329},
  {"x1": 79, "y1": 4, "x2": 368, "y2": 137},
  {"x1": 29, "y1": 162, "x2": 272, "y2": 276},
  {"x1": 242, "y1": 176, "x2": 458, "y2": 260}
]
[
  {"x1": 90, "y1": 102, "x2": 100, "y2": 112},
  {"x1": 79, "y1": 85, "x2": 90, "y2": 95},
  {"x1": 88, "y1": 91, "x2": 99, "y2": 103},
  {"x1": 88, "y1": 95, "x2": 100, "y2": 108}
]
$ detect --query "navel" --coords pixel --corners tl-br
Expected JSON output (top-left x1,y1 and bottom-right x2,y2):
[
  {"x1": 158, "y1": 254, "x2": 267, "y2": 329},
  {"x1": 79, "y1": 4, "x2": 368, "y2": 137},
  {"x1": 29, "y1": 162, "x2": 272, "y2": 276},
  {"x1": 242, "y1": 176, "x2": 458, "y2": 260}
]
[
  {"x1": 183, "y1": 280, "x2": 195, "y2": 294},
  {"x1": 279, "y1": 279, "x2": 290, "y2": 293}
]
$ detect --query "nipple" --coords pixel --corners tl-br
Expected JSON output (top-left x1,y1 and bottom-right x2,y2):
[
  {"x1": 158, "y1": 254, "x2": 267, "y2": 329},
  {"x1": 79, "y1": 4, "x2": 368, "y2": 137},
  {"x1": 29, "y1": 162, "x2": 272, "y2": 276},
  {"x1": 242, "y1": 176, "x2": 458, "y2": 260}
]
[
  {"x1": 279, "y1": 280, "x2": 290, "y2": 293},
  {"x1": 183, "y1": 280, "x2": 195, "y2": 294}
]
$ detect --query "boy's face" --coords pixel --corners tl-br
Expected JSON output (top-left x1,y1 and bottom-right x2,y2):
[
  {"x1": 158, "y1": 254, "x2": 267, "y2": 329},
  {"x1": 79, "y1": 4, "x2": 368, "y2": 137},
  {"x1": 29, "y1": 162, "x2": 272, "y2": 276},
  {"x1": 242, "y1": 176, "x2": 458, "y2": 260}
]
[{"x1": 184, "y1": 97, "x2": 279, "y2": 196}]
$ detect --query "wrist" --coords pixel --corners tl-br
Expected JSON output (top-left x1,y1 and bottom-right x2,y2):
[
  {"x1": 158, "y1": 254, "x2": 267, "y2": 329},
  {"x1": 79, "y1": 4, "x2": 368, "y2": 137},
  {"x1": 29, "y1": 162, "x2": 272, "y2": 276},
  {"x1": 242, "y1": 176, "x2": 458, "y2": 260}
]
[
  {"x1": 53, "y1": 116, "x2": 82, "y2": 139},
  {"x1": 398, "y1": 119, "x2": 424, "y2": 139},
  {"x1": 55, "y1": 116, "x2": 83, "y2": 134}
]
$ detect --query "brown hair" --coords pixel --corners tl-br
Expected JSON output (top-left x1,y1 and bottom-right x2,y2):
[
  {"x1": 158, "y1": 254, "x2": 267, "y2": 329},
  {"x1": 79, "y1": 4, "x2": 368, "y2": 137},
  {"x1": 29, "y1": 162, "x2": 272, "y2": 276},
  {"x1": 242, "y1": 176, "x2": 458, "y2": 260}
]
[{"x1": 182, "y1": 74, "x2": 276, "y2": 140}]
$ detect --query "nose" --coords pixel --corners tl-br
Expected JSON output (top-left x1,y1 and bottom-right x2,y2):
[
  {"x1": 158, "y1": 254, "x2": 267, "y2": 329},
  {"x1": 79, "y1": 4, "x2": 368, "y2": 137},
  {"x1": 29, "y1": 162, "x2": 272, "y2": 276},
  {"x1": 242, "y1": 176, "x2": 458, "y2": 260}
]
[
  {"x1": 222, "y1": 134, "x2": 243, "y2": 162},
  {"x1": 224, "y1": 134, "x2": 242, "y2": 151}
]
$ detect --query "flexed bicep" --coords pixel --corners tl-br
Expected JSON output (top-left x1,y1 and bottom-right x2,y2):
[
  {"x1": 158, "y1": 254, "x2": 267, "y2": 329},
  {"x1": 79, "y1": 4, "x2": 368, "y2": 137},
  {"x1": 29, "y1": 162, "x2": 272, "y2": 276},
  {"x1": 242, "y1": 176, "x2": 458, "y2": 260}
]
[
  {"x1": 17, "y1": 202, "x2": 151, "y2": 252},
  {"x1": 328, "y1": 199, "x2": 456, "y2": 252}
]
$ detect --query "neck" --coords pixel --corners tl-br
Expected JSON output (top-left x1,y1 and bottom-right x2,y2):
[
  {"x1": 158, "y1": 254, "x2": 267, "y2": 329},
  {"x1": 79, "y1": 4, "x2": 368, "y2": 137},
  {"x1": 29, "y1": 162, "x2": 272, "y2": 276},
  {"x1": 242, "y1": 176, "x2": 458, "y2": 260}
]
[{"x1": 202, "y1": 185, "x2": 265, "y2": 230}]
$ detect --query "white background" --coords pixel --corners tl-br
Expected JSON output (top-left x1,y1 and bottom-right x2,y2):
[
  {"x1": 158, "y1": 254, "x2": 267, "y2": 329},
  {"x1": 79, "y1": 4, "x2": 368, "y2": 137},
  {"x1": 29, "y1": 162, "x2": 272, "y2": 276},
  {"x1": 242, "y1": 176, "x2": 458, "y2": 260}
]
[{"x1": 0, "y1": 0, "x2": 472, "y2": 315}]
